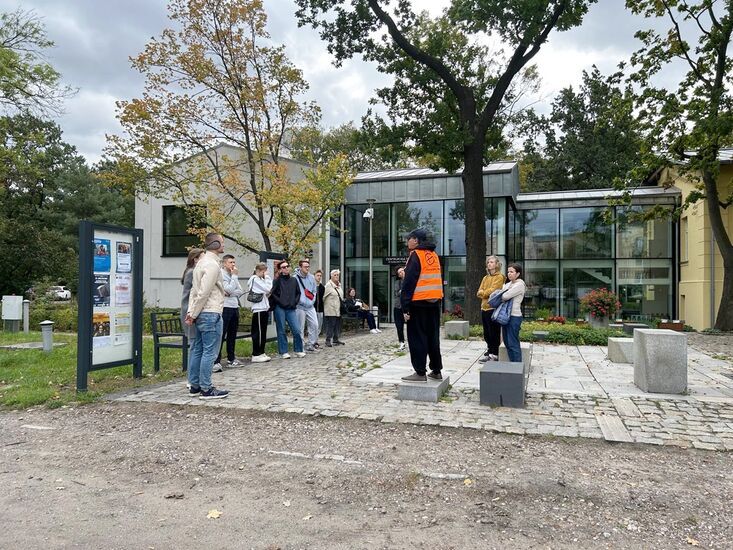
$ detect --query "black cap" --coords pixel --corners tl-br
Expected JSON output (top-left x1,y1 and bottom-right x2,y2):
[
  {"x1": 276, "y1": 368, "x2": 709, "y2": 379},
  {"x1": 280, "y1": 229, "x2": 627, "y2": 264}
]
[{"x1": 407, "y1": 228, "x2": 428, "y2": 243}]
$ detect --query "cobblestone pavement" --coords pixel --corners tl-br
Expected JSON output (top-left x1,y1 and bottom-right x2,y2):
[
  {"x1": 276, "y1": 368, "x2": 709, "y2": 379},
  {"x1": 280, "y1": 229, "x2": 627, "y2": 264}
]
[{"x1": 112, "y1": 331, "x2": 733, "y2": 452}]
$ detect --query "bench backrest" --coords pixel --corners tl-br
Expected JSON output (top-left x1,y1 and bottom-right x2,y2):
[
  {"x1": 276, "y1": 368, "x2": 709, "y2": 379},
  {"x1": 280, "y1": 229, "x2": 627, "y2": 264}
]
[{"x1": 151, "y1": 312, "x2": 184, "y2": 337}]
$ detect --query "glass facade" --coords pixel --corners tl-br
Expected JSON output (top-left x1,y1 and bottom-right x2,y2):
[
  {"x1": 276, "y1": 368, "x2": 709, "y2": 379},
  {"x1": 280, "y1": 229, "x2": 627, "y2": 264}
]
[
  {"x1": 521, "y1": 206, "x2": 674, "y2": 320},
  {"x1": 341, "y1": 186, "x2": 675, "y2": 322}
]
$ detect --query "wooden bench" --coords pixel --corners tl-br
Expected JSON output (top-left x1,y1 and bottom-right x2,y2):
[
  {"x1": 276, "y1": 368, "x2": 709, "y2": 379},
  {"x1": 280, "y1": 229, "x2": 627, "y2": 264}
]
[
  {"x1": 151, "y1": 313, "x2": 188, "y2": 373},
  {"x1": 151, "y1": 312, "x2": 252, "y2": 372}
]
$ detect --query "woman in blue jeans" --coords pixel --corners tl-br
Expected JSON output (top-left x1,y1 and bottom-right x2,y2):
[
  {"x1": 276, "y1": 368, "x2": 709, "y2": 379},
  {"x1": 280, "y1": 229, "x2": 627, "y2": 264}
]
[{"x1": 500, "y1": 263, "x2": 526, "y2": 363}]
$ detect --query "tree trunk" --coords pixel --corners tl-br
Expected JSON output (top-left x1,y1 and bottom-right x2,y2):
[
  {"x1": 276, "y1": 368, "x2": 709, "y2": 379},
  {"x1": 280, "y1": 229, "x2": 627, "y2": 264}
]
[
  {"x1": 703, "y1": 169, "x2": 733, "y2": 331},
  {"x1": 461, "y1": 142, "x2": 487, "y2": 326},
  {"x1": 714, "y1": 253, "x2": 733, "y2": 331}
]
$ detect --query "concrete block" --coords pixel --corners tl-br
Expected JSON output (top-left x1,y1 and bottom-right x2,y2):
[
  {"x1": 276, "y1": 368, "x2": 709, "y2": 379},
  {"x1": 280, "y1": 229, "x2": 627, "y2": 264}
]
[
  {"x1": 398, "y1": 375, "x2": 451, "y2": 403},
  {"x1": 444, "y1": 320, "x2": 469, "y2": 338},
  {"x1": 608, "y1": 323, "x2": 624, "y2": 330},
  {"x1": 633, "y1": 329, "x2": 687, "y2": 394},
  {"x1": 607, "y1": 337, "x2": 634, "y2": 363},
  {"x1": 480, "y1": 362, "x2": 526, "y2": 408},
  {"x1": 499, "y1": 342, "x2": 532, "y2": 371},
  {"x1": 623, "y1": 322, "x2": 648, "y2": 336},
  {"x1": 532, "y1": 330, "x2": 549, "y2": 341}
]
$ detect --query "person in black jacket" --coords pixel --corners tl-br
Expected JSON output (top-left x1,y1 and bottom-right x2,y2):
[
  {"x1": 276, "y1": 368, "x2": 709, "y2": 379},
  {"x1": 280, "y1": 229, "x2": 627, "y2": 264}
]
[
  {"x1": 400, "y1": 228, "x2": 444, "y2": 382},
  {"x1": 314, "y1": 269, "x2": 325, "y2": 346},
  {"x1": 345, "y1": 288, "x2": 380, "y2": 333},
  {"x1": 270, "y1": 260, "x2": 304, "y2": 359}
]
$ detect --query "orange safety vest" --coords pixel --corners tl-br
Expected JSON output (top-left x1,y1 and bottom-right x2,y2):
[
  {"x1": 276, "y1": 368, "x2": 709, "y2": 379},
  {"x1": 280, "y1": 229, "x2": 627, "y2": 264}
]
[{"x1": 411, "y1": 249, "x2": 443, "y2": 301}]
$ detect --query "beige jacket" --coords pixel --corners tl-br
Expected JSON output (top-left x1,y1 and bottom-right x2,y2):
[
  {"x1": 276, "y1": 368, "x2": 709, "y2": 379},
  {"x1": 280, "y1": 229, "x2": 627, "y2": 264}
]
[
  {"x1": 323, "y1": 279, "x2": 344, "y2": 317},
  {"x1": 187, "y1": 251, "x2": 225, "y2": 318}
]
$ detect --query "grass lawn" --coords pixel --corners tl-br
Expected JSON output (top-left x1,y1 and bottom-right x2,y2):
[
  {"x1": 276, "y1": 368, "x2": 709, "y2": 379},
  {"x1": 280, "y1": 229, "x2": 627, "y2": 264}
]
[{"x1": 0, "y1": 331, "x2": 278, "y2": 409}]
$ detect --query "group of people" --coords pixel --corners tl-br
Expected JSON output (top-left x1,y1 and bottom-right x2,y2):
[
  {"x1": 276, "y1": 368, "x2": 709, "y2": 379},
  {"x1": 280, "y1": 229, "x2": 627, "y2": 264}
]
[{"x1": 179, "y1": 228, "x2": 527, "y2": 399}]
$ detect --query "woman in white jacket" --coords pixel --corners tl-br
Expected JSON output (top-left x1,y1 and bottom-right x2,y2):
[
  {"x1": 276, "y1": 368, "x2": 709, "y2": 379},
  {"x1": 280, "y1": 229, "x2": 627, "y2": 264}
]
[
  {"x1": 248, "y1": 262, "x2": 273, "y2": 362},
  {"x1": 500, "y1": 263, "x2": 526, "y2": 362}
]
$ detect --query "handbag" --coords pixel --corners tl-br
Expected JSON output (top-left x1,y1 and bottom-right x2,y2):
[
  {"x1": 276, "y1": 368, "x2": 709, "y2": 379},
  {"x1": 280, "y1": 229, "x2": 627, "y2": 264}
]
[
  {"x1": 296, "y1": 275, "x2": 315, "y2": 301},
  {"x1": 491, "y1": 298, "x2": 513, "y2": 325},
  {"x1": 247, "y1": 277, "x2": 264, "y2": 303},
  {"x1": 488, "y1": 289, "x2": 505, "y2": 309}
]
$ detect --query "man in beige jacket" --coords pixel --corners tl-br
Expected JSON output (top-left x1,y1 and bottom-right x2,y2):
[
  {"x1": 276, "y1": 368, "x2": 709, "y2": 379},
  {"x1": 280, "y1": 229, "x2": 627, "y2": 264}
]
[{"x1": 184, "y1": 233, "x2": 229, "y2": 399}]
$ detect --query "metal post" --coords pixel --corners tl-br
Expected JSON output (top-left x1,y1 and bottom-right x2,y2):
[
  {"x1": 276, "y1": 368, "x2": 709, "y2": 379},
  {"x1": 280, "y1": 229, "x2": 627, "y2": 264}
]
[
  {"x1": 23, "y1": 300, "x2": 30, "y2": 333},
  {"x1": 40, "y1": 320, "x2": 54, "y2": 353},
  {"x1": 367, "y1": 198, "x2": 375, "y2": 311}
]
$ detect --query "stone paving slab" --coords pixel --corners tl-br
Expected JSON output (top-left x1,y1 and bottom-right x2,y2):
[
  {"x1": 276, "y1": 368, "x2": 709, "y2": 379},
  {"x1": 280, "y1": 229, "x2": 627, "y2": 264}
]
[{"x1": 110, "y1": 331, "x2": 733, "y2": 452}]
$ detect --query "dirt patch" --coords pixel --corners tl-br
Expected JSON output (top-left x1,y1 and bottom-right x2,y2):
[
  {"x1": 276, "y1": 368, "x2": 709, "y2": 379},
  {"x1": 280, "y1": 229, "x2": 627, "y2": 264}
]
[{"x1": 2, "y1": 402, "x2": 731, "y2": 549}]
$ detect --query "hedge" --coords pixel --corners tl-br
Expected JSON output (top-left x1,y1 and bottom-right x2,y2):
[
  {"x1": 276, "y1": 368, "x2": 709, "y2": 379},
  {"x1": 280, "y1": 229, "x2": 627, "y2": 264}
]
[{"x1": 468, "y1": 320, "x2": 626, "y2": 345}]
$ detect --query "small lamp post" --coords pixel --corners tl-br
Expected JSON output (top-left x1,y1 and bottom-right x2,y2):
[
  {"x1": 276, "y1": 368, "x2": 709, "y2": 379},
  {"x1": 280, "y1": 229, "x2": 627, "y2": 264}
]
[
  {"x1": 40, "y1": 320, "x2": 54, "y2": 353},
  {"x1": 364, "y1": 198, "x2": 376, "y2": 311}
]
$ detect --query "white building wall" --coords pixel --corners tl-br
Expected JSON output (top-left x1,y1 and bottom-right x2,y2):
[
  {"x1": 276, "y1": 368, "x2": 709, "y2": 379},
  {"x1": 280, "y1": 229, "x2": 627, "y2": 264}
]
[{"x1": 135, "y1": 146, "x2": 323, "y2": 309}]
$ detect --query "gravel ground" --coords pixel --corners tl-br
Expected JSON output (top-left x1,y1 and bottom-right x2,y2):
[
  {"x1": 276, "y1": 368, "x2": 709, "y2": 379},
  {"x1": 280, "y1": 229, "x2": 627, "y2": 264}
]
[
  {"x1": 687, "y1": 332, "x2": 733, "y2": 359},
  {"x1": 2, "y1": 402, "x2": 731, "y2": 549}
]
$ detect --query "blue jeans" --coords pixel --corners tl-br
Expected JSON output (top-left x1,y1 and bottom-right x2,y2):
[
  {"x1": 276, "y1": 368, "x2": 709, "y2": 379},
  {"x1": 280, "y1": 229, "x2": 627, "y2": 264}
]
[
  {"x1": 502, "y1": 316, "x2": 523, "y2": 363},
  {"x1": 187, "y1": 312, "x2": 223, "y2": 391},
  {"x1": 274, "y1": 306, "x2": 303, "y2": 354}
]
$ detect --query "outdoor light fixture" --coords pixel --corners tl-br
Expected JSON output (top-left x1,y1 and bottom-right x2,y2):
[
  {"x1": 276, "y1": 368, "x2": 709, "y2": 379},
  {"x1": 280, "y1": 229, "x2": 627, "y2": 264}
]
[{"x1": 365, "y1": 198, "x2": 376, "y2": 311}]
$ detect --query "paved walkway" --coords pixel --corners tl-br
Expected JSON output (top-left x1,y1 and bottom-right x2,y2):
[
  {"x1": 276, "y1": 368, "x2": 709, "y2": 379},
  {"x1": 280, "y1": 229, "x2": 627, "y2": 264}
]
[{"x1": 112, "y1": 331, "x2": 733, "y2": 452}]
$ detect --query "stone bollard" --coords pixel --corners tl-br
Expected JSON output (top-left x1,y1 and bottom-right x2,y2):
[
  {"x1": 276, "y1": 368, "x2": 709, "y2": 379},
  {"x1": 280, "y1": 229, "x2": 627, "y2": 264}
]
[
  {"x1": 23, "y1": 299, "x2": 30, "y2": 333},
  {"x1": 40, "y1": 320, "x2": 55, "y2": 353}
]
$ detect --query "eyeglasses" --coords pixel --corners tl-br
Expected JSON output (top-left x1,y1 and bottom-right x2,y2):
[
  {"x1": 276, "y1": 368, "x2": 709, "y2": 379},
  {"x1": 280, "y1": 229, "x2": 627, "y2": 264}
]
[{"x1": 280, "y1": 265, "x2": 289, "y2": 269}]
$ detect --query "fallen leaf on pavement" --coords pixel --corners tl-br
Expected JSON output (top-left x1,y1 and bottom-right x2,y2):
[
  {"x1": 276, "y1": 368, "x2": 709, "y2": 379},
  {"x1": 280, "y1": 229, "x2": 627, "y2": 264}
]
[
  {"x1": 302, "y1": 515, "x2": 312, "y2": 521},
  {"x1": 464, "y1": 478, "x2": 473, "y2": 486},
  {"x1": 283, "y1": 500, "x2": 291, "y2": 507},
  {"x1": 207, "y1": 509, "x2": 221, "y2": 519},
  {"x1": 687, "y1": 538, "x2": 700, "y2": 546}
]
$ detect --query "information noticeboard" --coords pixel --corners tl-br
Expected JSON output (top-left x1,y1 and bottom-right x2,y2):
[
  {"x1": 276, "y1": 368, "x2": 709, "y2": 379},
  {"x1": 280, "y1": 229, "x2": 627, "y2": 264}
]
[{"x1": 77, "y1": 221, "x2": 143, "y2": 391}]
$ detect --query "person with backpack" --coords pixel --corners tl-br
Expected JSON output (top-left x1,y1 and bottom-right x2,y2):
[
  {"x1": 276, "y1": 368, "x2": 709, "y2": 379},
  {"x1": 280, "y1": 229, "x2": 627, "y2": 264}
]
[{"x1": 213, "y1": 254, "x2": 244, "y2": 371}]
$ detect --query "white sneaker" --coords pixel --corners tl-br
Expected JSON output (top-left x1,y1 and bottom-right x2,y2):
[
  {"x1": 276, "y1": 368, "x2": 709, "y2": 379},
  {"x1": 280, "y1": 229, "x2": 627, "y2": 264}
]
[
  {"x1": 251, "y1": 354, "x2": 269, "y2": 363},
  {"x1": 398, "y1": 342, "x2": 406, "y2": 351},
  {"x1": 228, "y1": 359, "x2": 244, "y2": 368},
  {"x1": 376, "y1": 328, "x2": 382, "y2": 333},
  {"x1": 295, "y1": 351, "x2": 306, "y2": 358},
  {"x1": 212, "y1": 362, "x2": 223, "y2": 372},
  {"x1": 370, "y1": 329, "x2": 379, "y2": 334},
  {"x1": 263, "y1": 354, "x2": 271, "y2": 361},
  {"x1": 281, "y1": 353, "x2": 291, "y2": 359}
]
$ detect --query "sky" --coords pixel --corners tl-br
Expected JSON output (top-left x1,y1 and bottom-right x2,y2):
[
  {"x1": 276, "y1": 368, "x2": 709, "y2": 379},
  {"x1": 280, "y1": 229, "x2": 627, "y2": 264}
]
[{"x1": 0, "y1": 0, "x2": 664, "y2": 164}]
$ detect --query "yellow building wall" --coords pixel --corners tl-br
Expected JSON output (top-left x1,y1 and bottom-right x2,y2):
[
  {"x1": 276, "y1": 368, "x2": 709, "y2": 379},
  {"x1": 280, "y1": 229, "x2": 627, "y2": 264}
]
[{"x1": 673, "y1": 164, "x2": 733, "y2": 330}]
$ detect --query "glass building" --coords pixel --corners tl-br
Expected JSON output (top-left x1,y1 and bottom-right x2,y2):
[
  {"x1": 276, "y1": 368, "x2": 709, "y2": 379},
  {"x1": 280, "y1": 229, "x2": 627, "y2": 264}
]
[{"x1": 330, "y1": 164, "x2": 680, "y2": 323}]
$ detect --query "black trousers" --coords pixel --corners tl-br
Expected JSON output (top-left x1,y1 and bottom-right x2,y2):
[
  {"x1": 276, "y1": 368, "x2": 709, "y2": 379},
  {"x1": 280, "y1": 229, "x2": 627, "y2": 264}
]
[
  {"x1": 216, "y1": 307, "x2": 239, "y2": 363},
  {"x1": 251, "y1": 310, "x2": 268, "y2": 356},
  {"x1": 357, "y1": 310, "x2": 376, "y2": 329},
  {"x1": 406, "y1": 303, "x2": 443, "y2": 375},
  {"x1": 481, "y1": 309, "x2": 501, "y2": 355},
  {"x1": 324, "y1": 315, "x2": 342, "y2": 343},
  {"x1": 393, "y1": 307, "x2": 405, "y2": 343}
]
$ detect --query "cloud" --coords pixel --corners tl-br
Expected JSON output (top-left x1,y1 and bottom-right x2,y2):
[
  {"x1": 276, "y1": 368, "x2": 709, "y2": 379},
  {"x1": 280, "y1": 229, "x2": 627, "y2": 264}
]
[{"x1": 0, "y1": 0, "x2": 688, "y2": 164}]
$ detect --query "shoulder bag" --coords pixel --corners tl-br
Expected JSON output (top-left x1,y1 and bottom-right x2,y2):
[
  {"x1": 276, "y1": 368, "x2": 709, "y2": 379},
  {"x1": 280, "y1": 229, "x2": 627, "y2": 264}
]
[{"x1": 247, "y1": 277, "x2": 264, "y2": 303}]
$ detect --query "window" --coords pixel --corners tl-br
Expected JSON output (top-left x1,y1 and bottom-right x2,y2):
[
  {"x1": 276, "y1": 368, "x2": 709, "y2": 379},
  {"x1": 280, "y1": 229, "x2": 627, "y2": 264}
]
[
  {"x1": 561, "y1": 207, "x2": 612, "y2": 259},
  {"x1": 345, "y1": 204, "x2": 389, "y2": 258},
  {"x1": 162, "y1": 205, "x2": 206, "y2": 257},
  {"x1": 444, "y1": 200, "x2": 466, "y2": 256},
  {"x1": 617, "y1": 206, "x2": 672, "y2": 259},
  {"x1": 561, "y1": 260, "x2": 614, "y2": 319},
  {"x1": 524, "y1": 209, "x2": 558, "y2": 259},
  {"x1": 522, "y1": 260, "x2": 559, "y2": 317},
  {"x1": 393, "y1": 201, "x2": 443, "y2": 256},
  {"x1": 680, "y1": 217, "x2": 688, "y2": 262},
  {"x1": 616, "y1": 259, "x2": 673, "y2": 320}
]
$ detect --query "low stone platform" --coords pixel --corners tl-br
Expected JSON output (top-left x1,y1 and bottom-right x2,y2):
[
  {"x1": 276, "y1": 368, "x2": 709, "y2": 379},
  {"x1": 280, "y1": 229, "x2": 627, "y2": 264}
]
[
  {"x1": 444, "y1": 320, "x2": 469, "y2": 338},
  {"x1": 499, "y1": 342, "x2": 532, "y2": 371},
  {"x1": 398, "y1": 376, "x2": 451, "y2": 403},
  {"x1": 480, "y1": 361, "x2": 527, "y2": 408},
  {"x1": 634, "y1": 328, "x2": 687, "y2": 394},
  {"x1": 608, "y1": 337, "x2": 633, "y2": 363},
  {"x1": 111, "y1": 332, "x2": 733, "y2": 452}
]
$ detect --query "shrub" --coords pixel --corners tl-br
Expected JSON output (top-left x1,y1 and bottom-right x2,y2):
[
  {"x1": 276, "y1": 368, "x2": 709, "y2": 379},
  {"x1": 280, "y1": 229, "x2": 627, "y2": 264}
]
[
  {"x1": 547, "y1": 315, "x2": 566, "y2": 324},
  {"x1": 579, "y1": 288, "x2": 622, "y2": 319},
  {"x1": 534, "y1": 307, "x2": 552, "y2": 319}
]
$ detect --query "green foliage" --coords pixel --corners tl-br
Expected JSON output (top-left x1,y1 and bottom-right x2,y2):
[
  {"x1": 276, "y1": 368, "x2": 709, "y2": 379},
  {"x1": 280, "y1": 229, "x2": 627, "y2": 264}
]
[
  {"x1": 533, "y1": 307, "x2": 552, "y2": 319},
  {"x1": 0, "y1": 8, "x2": 74, "y2": 115},
  {"x1": 520, "y1": 67, "x2": 644, "y2": 192},
  {"x1": 623, "y1": 0, "x2": 733, "y2": 330},
  {"x1": 0, "y1": 114, "x2": 133, "y2": 295},
  {"x1": 469, "y1": 320, "x2": 624, "y2": 345}
]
